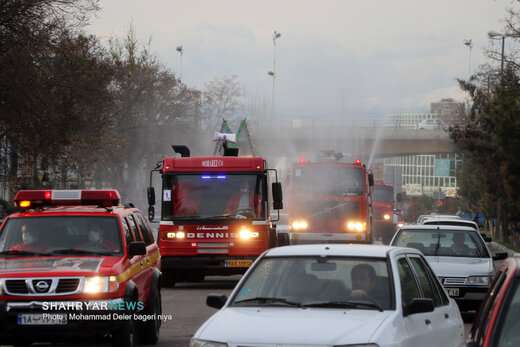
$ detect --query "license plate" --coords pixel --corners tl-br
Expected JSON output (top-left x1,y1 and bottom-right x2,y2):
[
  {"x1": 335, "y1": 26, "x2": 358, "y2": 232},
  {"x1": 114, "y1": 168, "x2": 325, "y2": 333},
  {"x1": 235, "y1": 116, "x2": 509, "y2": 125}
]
[
  {"x1": 225, "y1": 259, "x2": 253, "y2": 268},
  {"x1": 17, "y1": 313, "x2": 67, "y2": 325},
  {"x1": 447, "y1": 288, "x2": 460, "y2": 297}
]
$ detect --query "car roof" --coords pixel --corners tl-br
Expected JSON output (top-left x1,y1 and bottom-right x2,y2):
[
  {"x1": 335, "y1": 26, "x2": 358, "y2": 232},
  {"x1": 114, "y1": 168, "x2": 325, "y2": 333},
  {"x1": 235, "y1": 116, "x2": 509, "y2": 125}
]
[
  {"x1": 423, "y1": 218, "x2": 476, "y2": 224},
  {"x1": 6, "y1": 205, "x2": 139, "y2": 218},
  {"x1": 264, "y1": 243, "x2": 421, "y2": 258},
  {"x1": 399, "y1": 224, "x2": 477, "y2": 232}
]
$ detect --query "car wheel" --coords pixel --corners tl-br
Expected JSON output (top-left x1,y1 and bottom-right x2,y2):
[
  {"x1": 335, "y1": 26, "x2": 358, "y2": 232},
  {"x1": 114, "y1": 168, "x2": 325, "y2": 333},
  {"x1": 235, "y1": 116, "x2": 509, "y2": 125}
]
[
  {"x1": 138, "y1": 285, "x2": 162, "y2": 345},
  {"x1": 112, "y1": 317, "x2": 137, "y2": 347}
]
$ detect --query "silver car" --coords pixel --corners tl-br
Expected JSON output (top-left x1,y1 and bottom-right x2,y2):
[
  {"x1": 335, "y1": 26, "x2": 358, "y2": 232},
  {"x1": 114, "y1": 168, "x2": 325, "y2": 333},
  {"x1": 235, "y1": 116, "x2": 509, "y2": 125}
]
[{"x1": 390, "y1": 225, "x2": 507, "y2": 312}]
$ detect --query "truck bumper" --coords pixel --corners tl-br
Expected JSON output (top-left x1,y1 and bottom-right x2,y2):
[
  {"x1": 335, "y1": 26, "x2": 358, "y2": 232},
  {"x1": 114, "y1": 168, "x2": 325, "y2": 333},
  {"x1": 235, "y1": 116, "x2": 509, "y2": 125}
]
[
  {"x1": 161, "y1": 255, "x2": 257, "y2": 276},
  {"x1": 0, "y1": 299, "x2": 128, "y2": 344}
]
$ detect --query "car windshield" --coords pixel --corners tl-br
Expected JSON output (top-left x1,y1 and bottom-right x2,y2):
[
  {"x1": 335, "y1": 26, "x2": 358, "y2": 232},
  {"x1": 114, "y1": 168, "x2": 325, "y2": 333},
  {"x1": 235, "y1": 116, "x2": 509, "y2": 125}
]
[
  {"x1": 162, "y1": 174, "x2": 266, "y2": 221},
  {"x1": 495, "y1": 279, "x2": 520, "y2": 347},
  {"x1": 291, "y1": 165, "x2": 365, "y2": 195},
  {"x1": 0, "y1": 216, "x2": 123, "y2": 256},
  {"x1": 373, "y1": 186, "x2": 394, "y2": 202},
  {"x1": 393, "y1": 229, "x2": 488, "y2": 258},
  {"x1": 231, "y1": 256, "x2": 393, "y2": 310}
]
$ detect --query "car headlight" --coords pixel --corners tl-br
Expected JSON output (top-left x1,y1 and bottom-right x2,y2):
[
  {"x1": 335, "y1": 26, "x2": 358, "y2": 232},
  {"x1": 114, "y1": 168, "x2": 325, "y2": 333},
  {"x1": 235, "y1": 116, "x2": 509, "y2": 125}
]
[
  {"x1": 238, "y1": 227, "x2": 259, "y2": 240},
  {"x1": 346, "y1": 220, "x2": 367, "y2": 232},
  {"x1": 190, "y1": 339, "x2": 228, "y2": 347},
  {"x1": 83, "y1": 276, "x2": 119, "y2": 294},
  {"x1": 466, "y1": 276, "x2": 490, "y2": 286},
  {"x1": 291, "y1": 219, "x2": 309, "y2": 231}
]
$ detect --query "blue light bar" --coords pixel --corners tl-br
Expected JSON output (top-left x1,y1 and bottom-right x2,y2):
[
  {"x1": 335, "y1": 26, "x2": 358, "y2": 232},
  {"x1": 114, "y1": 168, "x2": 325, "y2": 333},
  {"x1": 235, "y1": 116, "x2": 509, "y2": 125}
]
[{"x1": 201, "y1": 175, "x2": 227, "y2": 179}]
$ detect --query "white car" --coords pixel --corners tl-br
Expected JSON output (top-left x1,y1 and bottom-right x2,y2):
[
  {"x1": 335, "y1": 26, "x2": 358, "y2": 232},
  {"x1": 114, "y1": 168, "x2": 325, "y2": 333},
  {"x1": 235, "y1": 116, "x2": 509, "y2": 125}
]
[
  {"x1": 391, "y1": 225, "x2": 507, "y2": 312},
  {"x1": 417, "y1": 214, "x2": 461, "y2": 224},
  {"x1": 192, "y1": 244, "x2": 465, "y2": 347}
]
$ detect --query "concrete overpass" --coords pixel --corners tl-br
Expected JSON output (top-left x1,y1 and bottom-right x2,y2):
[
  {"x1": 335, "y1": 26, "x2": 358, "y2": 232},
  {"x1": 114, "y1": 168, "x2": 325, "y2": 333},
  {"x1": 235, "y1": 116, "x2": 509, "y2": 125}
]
[{"x1": 250, "y1": 119, "x2": 456, "y2": 159}]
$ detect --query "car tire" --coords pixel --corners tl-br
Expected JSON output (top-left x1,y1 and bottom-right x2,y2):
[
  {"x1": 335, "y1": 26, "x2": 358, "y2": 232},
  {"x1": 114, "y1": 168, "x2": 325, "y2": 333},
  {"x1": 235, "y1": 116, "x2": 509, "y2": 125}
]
[
  {"x1": 112, "y1": 317, "x2": 137, "y2": 347},
  {"x1": 138, "y1": 285, "x2": 162, "y2": 345}
]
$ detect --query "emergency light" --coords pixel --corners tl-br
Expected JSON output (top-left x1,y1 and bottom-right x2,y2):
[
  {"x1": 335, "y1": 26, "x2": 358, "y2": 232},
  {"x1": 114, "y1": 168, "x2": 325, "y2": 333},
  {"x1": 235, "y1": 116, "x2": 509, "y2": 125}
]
[{"x1": 14, "y1": 189, "x2": 121, "y2": 209}]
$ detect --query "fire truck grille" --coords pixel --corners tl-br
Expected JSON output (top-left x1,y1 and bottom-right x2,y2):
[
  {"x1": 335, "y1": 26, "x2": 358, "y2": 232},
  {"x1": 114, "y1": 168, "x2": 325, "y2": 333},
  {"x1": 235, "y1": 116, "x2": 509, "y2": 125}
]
[
  {"x1": 56, "y1": 278, "x2": 80, "y2": 293},
  {"x1": 5, "y1": 280, "x2": 29, "y2": 294}
]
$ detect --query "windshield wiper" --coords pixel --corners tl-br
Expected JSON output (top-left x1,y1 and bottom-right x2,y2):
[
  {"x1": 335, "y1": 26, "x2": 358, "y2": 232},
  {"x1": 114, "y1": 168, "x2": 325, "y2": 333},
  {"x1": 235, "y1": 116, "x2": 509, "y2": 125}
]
[
  {"x1": 0, "y1": 250, "x2": 51, "y2": 256},
  {"x1": 303, "y1": 299, "x2": 384, "y2": 312},
  {"x1": 199, "y1": 214, "x2": 235, "y2": 220},
  {"x1": 49, "y1": 249, "x2": 115, "y2": 256},
  {"x1": 234, "y1": 296, "x2": 303, "y2": 307}
]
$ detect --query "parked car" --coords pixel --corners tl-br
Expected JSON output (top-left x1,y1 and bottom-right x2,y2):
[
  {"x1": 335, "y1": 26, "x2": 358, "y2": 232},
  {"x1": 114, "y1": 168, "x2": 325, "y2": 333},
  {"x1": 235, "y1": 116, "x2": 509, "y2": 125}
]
[
  {"x1": 467, "y1": 257, "x2": 520, "y2": 347},
  {"x1": 193, "y1": 244, "x2": 466, "y2": 347},
  {"x1": 391, "y1": 225, "x2": 507, "y2": 312}
]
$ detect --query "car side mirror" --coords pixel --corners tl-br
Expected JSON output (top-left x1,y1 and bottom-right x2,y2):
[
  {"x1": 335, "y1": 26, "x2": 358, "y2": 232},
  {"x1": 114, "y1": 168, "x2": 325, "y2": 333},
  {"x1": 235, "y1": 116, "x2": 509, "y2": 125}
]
[
  {"x1": 403, "y1": 298, "x2": 434, "y2": 316},
  {"x1": 368, "y1": 173, "x2": 375, "y2": 187},
  {"x1": 128, "y1": 241, "x2": 147, "y2": 257},
  {"x1": 207, "y1": 294, "x2": 227, "y2": 309},
  {"x1": 272, "y1": 182, "x2": 283, "y2": 210},
  {"x1": 493, "y1": 252, "x2": 508, "y2": 261},
  {"x1": 147, "y1": 187, "x2": 156, "y2": 206}
]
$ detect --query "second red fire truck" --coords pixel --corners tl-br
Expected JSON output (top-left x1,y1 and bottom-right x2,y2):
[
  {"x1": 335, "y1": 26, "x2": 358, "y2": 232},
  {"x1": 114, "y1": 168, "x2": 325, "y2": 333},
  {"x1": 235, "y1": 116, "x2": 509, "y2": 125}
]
[
  {"x1": 148, "y1": 145, "x2": 285, "y2": 287},
  {"x1": 286, "y1": 153, "x2": 374, "y2": 244}
]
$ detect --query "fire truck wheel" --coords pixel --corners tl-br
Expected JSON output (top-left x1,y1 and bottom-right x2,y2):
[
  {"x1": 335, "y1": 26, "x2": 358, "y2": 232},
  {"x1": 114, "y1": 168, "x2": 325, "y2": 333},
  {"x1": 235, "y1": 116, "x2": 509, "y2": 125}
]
[
  {"x1": 112, "y1": 316, "x2": 137, "y2": 347},
  {"x1": 160, "y1": 272, "x2": 176, "y2": 287},
  {"x1": 138, "y1": 285, "x2": 162, "y2": 345},
  {"x1": 277, "y1": 233, "x2": 290, "y2": 247}
]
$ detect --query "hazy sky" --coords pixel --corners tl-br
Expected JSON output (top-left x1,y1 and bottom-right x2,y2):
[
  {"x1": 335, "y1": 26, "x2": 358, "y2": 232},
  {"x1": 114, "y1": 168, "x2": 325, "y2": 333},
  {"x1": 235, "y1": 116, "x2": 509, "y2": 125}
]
[{"x1": 89, "y1": 0, "x2": 514, "y2": 119}]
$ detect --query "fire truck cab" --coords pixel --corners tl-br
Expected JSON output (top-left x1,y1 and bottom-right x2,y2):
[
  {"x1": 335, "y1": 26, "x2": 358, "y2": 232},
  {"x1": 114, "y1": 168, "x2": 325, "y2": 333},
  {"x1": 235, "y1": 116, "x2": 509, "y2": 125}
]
[
  {"x1": 0, "y1": 189, "x2": 161, "y2": 347},
  {"x1": 286, "y1": 154, "x2": 374, "y2": 244},
  {"x1": 148, "y1": 146, "x2": 284, "y2": 287}
]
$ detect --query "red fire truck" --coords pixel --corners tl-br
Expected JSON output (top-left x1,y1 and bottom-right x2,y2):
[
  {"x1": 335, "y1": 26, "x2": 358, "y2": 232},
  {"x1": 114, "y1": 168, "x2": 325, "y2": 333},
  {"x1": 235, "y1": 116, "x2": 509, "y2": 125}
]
[
  {"x1": 372, "y1": 181, "x2": 396, "y2": 244},
  {"x1": 286, "y1": 154, "x2": 374, "y2": 244},
  {"x1": 148, "y1": 146, "x2": 284, "y2": 287}
]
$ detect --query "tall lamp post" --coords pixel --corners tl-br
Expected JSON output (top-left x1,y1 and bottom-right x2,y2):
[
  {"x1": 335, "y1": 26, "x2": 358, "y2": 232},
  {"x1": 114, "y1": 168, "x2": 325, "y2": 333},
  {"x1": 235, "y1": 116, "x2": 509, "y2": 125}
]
[
  {"x1": 488, "y1": 31, "x2": 520, "y2": 77},
  {"x1": 268, "y1": 30, "x2": 282, "y2": 119},
  {"x1": 463, "y1": 39, "x2": 473, "y2": 77},
  {"x1": 176, "y1": 45, "x2": 184, "y2": 79}
]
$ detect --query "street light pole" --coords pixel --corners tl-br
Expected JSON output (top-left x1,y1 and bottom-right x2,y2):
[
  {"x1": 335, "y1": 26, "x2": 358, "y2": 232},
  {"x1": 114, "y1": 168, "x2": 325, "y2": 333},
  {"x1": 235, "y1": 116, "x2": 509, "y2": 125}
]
[
  {"x1": 463, "y1": 39, "x2": 473, "y2": 77},
  {"x1": 269, "y1": 30, "x2": 281, "y2": 120},
  {"x1": 176, "y1": 45, "x2": 184, "y2": 80}
]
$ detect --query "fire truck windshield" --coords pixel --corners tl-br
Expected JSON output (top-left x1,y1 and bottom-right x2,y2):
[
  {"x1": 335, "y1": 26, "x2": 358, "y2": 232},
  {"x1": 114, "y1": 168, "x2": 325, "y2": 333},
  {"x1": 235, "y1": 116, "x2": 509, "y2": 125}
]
[
  {"x1": 292, "y1": 165, "x2": 364, "y2": 195},
  {"x1": 0, "y1": 216, "x2": 123, "y2": 256},
  {"x1": 373, "y1": 187, "x2": 394, "y2": 202},
  {"x1": 162, "y1": 174, "x2": 266, "y2": 221}
]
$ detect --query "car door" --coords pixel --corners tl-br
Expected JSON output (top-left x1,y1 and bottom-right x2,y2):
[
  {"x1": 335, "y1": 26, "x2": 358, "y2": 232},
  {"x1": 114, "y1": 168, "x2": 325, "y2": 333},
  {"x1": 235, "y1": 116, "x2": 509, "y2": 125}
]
[
  {"x1": 397, "y1": 256, "x2": 435, "y2": 347},
  {"x1": 408, "y1": 255, "x2": 465, "y2": 347},
  {"x1": 133, "y1": 213, "x2": 160, "y2": 298},
  {"x1": 125, "y1": 214, "x2": 147, "y2": 302}
]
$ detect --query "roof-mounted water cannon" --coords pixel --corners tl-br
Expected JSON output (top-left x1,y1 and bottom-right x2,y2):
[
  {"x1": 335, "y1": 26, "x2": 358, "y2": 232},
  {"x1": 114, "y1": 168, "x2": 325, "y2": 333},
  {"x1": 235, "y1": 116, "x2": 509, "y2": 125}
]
[{"x1": 172, "y1": 145, "x2": 190, "y2": 157}]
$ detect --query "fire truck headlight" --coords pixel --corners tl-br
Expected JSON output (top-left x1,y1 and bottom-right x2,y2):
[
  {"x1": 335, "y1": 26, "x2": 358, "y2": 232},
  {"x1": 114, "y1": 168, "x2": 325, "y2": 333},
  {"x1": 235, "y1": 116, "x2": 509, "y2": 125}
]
[
  {"x1": 291, "y1": 219, "x2": 309, "y2": 231},
  {"x1": 166, "y1": 231, "x2": 185, "y2": 239},
  {"x1": 346, "y1": 221, "x2": 367, "y2": 232},
  {"x1": 239, "y1": 228, "x2": 259, "y2": 240},
  {"x1": 383, "y1": 214, "x2": 391, "y2": 221},
  {"x1": 83, "y1": 276, "x2": 109, "y2": 294}
]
